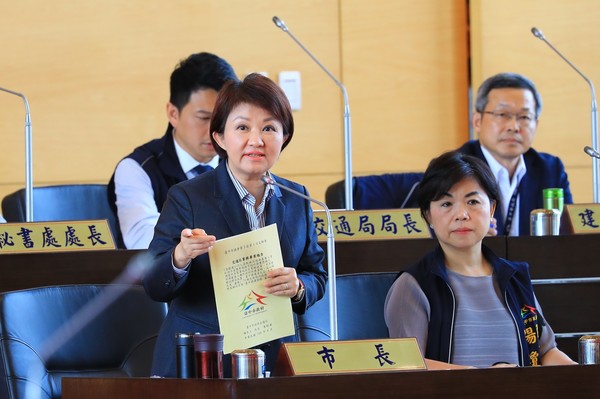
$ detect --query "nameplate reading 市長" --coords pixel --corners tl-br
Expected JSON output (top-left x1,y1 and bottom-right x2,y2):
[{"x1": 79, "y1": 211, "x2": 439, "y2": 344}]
[
  {"x1": 0, "y1": 220, "x2": 115, "y2": 253},
  {"x1": 276, "y1": 338, "x2": 425, "y2": 376}
]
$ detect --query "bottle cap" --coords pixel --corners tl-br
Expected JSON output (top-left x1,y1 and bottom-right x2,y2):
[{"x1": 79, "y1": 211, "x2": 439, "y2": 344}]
[
  {"x1": 543, "y1": 188, "x2": 564, "y2": 199},
  {"x1": 175, "y1": 332, "x2": 194, "y2": 346},
  {"x1": 193, "y1": 333, "x2": 224, "y2": 352}
]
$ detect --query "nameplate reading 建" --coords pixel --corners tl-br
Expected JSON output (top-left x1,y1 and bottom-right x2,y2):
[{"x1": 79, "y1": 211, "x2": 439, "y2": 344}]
[
  {"x1": 313, "y1": 209, "x2": 430, "y2": 242},
  {"x1": 562, "y1": 204, "x2": 600, "y2": 234},
  {"x1": 0, "y1": 220, "x2": 115, "y2": 254},
  {"x1": 276, "y1": 338, "x2": 425, "y2": 376}
]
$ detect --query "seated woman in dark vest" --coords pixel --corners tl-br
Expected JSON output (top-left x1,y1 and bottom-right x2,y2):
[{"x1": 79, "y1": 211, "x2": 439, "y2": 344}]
[{"x1": 384, "y1": 151, "x2": 575, "y2": 369}]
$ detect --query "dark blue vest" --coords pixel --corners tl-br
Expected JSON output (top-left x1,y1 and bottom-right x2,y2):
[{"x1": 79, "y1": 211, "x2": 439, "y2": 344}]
[
  {"x1": 108, "y1": 128, "x2": 187, "y2": 217},
  {"x1": 403, "y1": 245, "x2": 544, "y2": 366}
]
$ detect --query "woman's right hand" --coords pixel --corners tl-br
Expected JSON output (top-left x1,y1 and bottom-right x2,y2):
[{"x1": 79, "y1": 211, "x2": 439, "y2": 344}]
[{"x1": 173, "y1": 228, "x2": 216, "y2": 269}]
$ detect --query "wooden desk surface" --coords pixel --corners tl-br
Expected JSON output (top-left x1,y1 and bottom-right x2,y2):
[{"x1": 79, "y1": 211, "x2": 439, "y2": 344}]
[
  {"x1": 507, "y1": 234, "x2": 600, "y2": 279},
  {"x1": 0, "y1": 249, "x2": 141, "y2": 293},
  {"x1": 1, "y1": 235, "x2": 597, "y2": 361},
  {"x1": 0, "y1": 234, "x2": 595, "y2": 293},
  {"x1": 62, "y1": 365, "x2": 600, "y2": 399}
]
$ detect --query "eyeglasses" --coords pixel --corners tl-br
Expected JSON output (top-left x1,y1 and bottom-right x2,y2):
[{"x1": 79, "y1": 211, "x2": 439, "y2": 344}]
[{"x1": 482, "y1": 110, "x2": 537, "y2": 127}]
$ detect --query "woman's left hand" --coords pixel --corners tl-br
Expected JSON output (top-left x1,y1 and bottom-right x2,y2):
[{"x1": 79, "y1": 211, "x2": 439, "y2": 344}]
[{"x1": 264, "y1": 267, "x2": 300, "y2": 298}]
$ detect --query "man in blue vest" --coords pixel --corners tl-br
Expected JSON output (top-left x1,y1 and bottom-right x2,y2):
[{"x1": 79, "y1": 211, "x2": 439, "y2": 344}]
[
  {"x1": 108, "y1": 52, "x2": 237, "y2": 248},
  {"x1": 457, "y1": 72, "x2": 572, "y2": 236}
]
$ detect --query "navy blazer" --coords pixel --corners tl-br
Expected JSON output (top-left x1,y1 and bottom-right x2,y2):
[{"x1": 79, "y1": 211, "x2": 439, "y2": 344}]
[
  {"x1": 457, "y1": 140, "x2": 573, "y2": 235},
  {"x1": 143, "y1": 162, "x2": 327, "y2": 377}
]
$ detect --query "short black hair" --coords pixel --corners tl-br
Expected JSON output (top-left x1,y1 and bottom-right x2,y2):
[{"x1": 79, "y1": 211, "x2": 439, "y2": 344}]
[
  {"x1": 417, "y1": 151, "x2": 500, "y2": 220},
  {"x1": 475, "y1": 72, "x2": 542, "y2": 118},
  {"x1": 169, "y1": 52, "x2": 237, "y2": 111}
]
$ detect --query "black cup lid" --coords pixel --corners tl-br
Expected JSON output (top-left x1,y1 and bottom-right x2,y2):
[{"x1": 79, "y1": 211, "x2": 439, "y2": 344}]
[{"x1": 175, "y1": 332, "x2": 195, "y2": 345}]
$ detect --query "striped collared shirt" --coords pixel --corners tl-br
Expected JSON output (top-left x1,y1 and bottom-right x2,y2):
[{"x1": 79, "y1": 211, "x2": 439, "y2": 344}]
[{"x1": 225, "y1": 162, "x2": 275, "y2": 230}]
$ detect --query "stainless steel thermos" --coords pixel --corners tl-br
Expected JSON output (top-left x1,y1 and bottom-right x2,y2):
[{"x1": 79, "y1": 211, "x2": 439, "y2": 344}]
[
  {"x1": 530, "y1": 209, "x2": 561, "y2": 236},
  {"x1": 232, "y1": 349, "x2": 265, "y2": 379},
  {"x1": 579, "y1": 335, "x2": 600, "y2": 364},
  {"x1": 530, "y1": 188, "x2": 564, "y2": 236}
]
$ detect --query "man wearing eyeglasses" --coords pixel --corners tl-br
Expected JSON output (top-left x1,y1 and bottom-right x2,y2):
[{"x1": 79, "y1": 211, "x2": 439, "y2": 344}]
[{"x1": 457, "y1": 72, "x2": 572, "y2": 236}]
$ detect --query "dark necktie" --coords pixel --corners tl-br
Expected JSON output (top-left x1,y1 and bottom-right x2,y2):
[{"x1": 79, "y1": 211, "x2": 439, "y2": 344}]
[{"x1": 192, "y1": 164, "x2": 213, "y2": 176}]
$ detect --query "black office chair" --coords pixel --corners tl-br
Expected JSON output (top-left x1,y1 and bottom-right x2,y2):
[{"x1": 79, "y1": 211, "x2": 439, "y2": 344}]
[
  {"x1": 0, "y1": 284, "x2": 167, "y2": 399},
  {"x1": 296, "y1": 272, "x2": 398, "y2": 341},
  {"x1": 1, "y1": 184, "x2": 123, "y2": 248},
  {"x1": 325, "y1": 173, "x2": 423, "y2": 210}
]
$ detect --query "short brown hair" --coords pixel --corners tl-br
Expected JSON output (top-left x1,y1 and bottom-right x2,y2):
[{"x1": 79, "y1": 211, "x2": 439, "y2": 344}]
[{"x1": 210, "y1": 73, "x2": 294, "y2": 159}]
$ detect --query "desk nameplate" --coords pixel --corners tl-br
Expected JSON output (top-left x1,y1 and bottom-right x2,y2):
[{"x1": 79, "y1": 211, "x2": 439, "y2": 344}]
[
  {"x1": 276, "y1": 338, "x2": 425, "y2": 376},
  {"x1": 562, "y1": 204, "x2": 600, "y2": 234},
  {"x1": 314, "y1": 209, "x2": 430, "y2": 242},
  {"x1": 0, "y1": 220, "x2": 115, "y2": 253}
]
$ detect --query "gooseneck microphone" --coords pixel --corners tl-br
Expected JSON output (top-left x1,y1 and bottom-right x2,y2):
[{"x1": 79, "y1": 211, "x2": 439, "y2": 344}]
[
  {"x1": 272, "y1": 16, "x2": 353, "y2": 210},
  {"x1": 261, "y1": 175, "x2": 338, "y2": 340},
  {"x1": 585, "y1": 146, "x2": 600, "y2": 159},
  {"x1": 0, "y1": 86, "x2": 33, "y2": 220},
  {"x1": 531, "y1": 27, "x2": 600, "y2": 203}
]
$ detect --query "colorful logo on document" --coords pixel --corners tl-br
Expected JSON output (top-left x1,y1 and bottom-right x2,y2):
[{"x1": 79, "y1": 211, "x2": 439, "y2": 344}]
[{"x1": 239, "y1": 290, "x2": 268, "y2": 316}]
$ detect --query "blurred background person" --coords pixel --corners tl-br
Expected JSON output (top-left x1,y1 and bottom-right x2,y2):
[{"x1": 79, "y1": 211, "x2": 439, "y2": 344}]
[
  {"x1": 457, "y1": 73, "x2": 572, "y2": 236},
  {"x1": 108, "y1": 52, "x2": 237, "y2": 249}
]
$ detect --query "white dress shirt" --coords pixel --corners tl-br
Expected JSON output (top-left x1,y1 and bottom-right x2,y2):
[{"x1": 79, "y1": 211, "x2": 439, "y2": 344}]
[
  {"x1": 114, "y1": 137, "x2": 218, "y2": 249},
  {"x1": 480, "y1": 145, "x2": 526, "y2": 236}
]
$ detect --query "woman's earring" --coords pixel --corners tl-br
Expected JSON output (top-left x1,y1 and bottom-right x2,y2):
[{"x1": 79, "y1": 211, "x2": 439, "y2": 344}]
[{"x1": 429, "y1": 224, "x2": 434, "y2": 229}]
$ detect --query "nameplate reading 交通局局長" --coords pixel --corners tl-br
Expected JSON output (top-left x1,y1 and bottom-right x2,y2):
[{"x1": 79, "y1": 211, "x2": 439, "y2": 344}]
[
  {"x1": 313, "y1": 209, "x2": 430, "y2": 242},
  {"x1": 0, "y1": 220, "x2": 115, "y2": 253}
]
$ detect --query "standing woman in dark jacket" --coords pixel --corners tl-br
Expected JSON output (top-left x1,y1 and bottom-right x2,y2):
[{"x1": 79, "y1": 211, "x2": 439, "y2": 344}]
[
  {"x1": 384, "y1": 151, "x2": 575, "y2": 369},
  {"x1": 144, "y1": 73, "x2": 327, "y2": 377}
]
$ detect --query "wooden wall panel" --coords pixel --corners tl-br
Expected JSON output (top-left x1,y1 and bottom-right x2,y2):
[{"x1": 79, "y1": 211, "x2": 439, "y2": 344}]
[
  {"x1": 340, "y1": 0, "x2": 470, "y2": 175},
  {"x1": 470, "y1": 0, "x2": 600, "y2": 203},
  {"x1": 0, "y1": 1, "x2": 342, "y2": 205},
  {"x1": 0, "y1": 0, "x2": 469, "y2": 212}
]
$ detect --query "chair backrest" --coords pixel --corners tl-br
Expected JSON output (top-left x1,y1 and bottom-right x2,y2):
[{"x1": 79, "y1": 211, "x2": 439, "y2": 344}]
[
  {"x1": 0, "y1": 284, "x2": 167, "y2": 399},
  {"x1": 296, "y1": 272, "x2": 398, "y2": 341},
  {"x1": 1, "y1": 184, "x2": 123, "y2": 248},
  {"x1": 325, "y1": 173, "x2": 423, "y2": 210}
]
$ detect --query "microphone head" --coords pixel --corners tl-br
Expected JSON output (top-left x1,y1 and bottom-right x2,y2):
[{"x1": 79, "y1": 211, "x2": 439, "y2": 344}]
[
  {"x1": 272, "y1": 16, "x2": 288, "y2": 32},
  {"x1": 584, "y1": 146, "x2": 600, "y2": 159},
  {"x1": 261, "y1": 175, "x2": 274, "y2": 185},
  {"x1": 531, "y1": 27, "x2": 545, "y2": 40}
]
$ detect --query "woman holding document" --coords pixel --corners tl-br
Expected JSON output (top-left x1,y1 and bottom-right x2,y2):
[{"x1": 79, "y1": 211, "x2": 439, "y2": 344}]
[{"x1": 143, "y1": 73, "x2": 327, "y2": 378}]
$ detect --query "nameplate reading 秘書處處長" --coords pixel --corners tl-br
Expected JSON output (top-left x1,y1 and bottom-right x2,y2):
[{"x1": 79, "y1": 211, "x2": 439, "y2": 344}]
[{"x1": 0, "y1": 220, "x2": 115, "y2": 253}]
